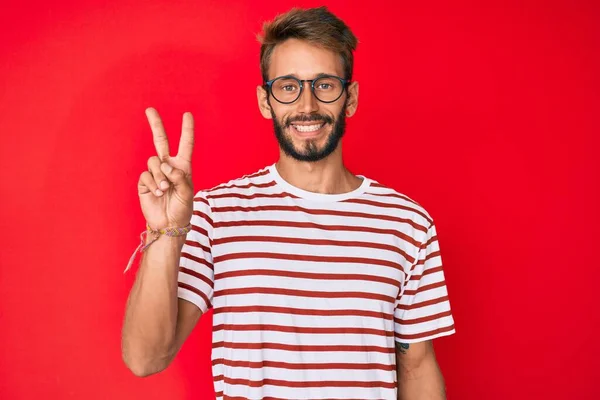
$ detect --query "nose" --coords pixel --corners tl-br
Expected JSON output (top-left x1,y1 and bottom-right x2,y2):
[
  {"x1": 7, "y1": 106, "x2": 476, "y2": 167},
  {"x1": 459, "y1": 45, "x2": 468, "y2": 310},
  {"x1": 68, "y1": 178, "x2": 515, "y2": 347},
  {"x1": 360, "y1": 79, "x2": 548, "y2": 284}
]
[{"x1": 296, "y1": 81, "x2": 319, "y2": 114}]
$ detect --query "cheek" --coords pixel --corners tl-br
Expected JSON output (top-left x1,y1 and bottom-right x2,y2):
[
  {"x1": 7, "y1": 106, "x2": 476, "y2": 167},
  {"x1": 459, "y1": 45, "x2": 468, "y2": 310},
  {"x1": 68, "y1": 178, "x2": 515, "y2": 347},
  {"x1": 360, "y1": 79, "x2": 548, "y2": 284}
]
[
  {"x1": 323, "y1": 106, "x2": 341, "y2": 121},
  {"x1": 270, "y1": 106, "x2": 292, "y2": 124}
]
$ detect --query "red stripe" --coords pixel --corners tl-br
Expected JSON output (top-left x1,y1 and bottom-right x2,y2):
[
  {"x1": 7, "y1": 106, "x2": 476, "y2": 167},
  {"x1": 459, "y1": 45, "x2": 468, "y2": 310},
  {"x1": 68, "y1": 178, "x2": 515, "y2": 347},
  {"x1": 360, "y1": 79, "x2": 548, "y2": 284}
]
[
  {"x1": 193, "y1": 195, "x2": 209, "y2": 206},
  {"x1": 208, "y1": 192, "x2": 299, "y2": 200},
  {"x1": 214, "y1": 287, "x2": 395, "y2": 303},
  {"x1": 220, "y1": 396, "x2": 387, "y2": 400},
  {"x1": 212, "y1": 358, "x2": 395, "y2": 371},
  {"x1": 409, "y1": 248, "x2": 440, "y2": 274},
  {"x1": 424, "y1": 250, "x2": 441, "y2": 263},
  {"x1": 212, "y1": 305, "x2": 392, "y2": 320},
  {"x1": 213, "y1": 340, "x2": 395, "y2": 354},
  {"x1": 190, "y1": 224, "x2": 214, "y2": 248},
  {"x1": 213, "y1": 252, "x2": 402, "y2": 272},
  {"x1": 343, "y1": 198, "x2": 432, "y2": 225},
  {"x1": 180, "y1": 251, "x2": 213, "y2": 271},
  {"x1": 213, "y1": 323, "x2": 394, "y2": 337},
  {"x1": 184, "y1": 239, "x2": 210, "y2": 254},
  {"x1": 214, "y1": 220, "x2": 421, "y2": 247},
  {"x1": 213, "y1": 375, "x2": 396, "y2": 389},
  {"x1": 396, "y1": 295, "x2": 449, "y2": 311},
  {"x1": 424, "y1": 234, "x2": 437, "y2": 248},
  {"x1": 410, "y1": 266, "x2": 444, "y2": 281},
  {"x1": 212, "y1": 204, "x2": 428, "y2": 233},
  {"x1": 212, "y1": 180, "x2": 276, "y2": 191},
  {"x1": 214, "y1": 268, "x2": 400, "y2": 287},
  {"x1": 179, "y1": 266, "x2": 213, "y2": 288},
  {"x1": 394, "y1": 310, "x2": 453, "y2": 325},
  {"x1": 219, "y1": 393, "x2": 387, "y2": 400},
  {"x1": 369, "y1": 182, "x2": 387, "y2": 189},
  {"x1": 178, "y1": 282, "x2": 212, "y2": 309},
  {"x1": 402, "y1": 280, "x2": 447, "y2": 297},
  {"x1": 214, "y1": 235, "x2": 415, "y2": 264},
  {"x1": 369, "y1": 185, "x2": 421, "y2": 206},
  {"x1": 241, "y1": 168, "x2": 270, "y2": 179},
  {"x1": 394, "y1": 324, "x2": 455, "y2": 341},
  {"x1": 208, "y1": 169, "x2": 271, "y2": 194},
  {"x1": 191, "y1": 224, "x2": 209, "y2": 238},
  {"x1": 192, "y1": 209, "x2": 213, "y2": 227}
]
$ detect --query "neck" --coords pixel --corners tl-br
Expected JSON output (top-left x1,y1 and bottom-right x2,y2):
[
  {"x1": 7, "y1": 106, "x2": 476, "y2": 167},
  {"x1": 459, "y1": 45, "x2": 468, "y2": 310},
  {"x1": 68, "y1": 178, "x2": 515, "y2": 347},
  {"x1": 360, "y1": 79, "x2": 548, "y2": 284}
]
[{"x1": 275, "y1": 147, "x2": 363, "y2": 195}]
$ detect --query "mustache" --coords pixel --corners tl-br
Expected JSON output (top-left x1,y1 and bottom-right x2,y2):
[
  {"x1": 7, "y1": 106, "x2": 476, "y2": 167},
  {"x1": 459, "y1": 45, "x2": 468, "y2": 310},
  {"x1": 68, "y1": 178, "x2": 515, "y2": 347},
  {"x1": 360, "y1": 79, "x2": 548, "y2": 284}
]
[{"x1": 285, "y1": 114, "x2": 334, "y2": 127}]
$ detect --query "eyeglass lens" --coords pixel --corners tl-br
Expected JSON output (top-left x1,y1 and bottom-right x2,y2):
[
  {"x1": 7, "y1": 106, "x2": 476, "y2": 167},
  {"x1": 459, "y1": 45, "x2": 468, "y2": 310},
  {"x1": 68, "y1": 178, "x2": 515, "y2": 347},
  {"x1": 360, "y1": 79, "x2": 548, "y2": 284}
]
[{"x1": 271, "y1": 77, "x2": 344, "y2": 103}]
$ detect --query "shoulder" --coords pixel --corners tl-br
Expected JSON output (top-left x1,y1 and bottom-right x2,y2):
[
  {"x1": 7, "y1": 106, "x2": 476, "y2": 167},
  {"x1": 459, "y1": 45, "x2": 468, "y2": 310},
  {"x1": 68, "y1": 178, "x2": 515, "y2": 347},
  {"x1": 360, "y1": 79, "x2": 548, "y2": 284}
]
[
  {"x1": 362, "y1": 178, "x2": 435, "y2": 241},
  {"x1": 193, "y1": 165, "x2": 274, "y2": 205}
]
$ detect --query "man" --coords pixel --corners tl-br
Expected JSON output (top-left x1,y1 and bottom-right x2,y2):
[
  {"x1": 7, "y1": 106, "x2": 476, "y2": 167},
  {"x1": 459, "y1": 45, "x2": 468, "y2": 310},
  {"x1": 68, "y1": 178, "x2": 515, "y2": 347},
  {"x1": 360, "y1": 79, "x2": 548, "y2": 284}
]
[{"x1": 122, "y1": 6, "x2": 455, "y2": 400}]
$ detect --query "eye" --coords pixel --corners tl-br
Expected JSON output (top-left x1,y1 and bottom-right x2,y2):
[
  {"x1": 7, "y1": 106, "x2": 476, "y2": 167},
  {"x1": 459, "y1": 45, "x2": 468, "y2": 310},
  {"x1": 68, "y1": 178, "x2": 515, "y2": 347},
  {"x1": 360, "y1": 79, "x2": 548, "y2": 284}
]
[
  {"x1": 315, "y1": 78, "x2": 339, "y2": 91},
  {"x1": 275, "y1": 79, "x2": 300, "y2": 93}
]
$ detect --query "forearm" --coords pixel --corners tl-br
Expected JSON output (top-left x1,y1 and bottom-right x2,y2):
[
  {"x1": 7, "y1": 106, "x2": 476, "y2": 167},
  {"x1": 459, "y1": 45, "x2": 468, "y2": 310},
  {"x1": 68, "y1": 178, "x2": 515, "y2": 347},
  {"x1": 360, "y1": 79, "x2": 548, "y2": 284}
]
[
  {"x1": 121, "y1": 234, "x2": 186, "y2": 376},
  {"x1": 397, "y1": 356, "x2": 446, "y2": 400}
]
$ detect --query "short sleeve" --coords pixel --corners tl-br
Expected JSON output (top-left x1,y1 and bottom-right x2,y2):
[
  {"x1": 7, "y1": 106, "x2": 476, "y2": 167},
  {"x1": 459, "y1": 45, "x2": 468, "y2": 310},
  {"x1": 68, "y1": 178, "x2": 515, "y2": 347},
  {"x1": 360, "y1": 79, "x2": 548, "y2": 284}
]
[
  {"x1": 177, "y1": 190, "x2": 214, "y2": 313},
  {"x1": 394, "y1": 222, "x2": 455, "y2": 343}
]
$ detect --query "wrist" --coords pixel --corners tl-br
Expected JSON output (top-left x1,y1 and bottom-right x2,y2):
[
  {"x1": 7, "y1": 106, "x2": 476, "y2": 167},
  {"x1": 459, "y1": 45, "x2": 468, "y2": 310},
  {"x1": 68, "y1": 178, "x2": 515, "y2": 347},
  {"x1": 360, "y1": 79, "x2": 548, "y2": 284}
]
[
  {"x1": 144, "y1": 231, "x2": 188, "y2": 246},
  {"x1": 124, "y1": 223, "x2": 191, "y2": 273}
]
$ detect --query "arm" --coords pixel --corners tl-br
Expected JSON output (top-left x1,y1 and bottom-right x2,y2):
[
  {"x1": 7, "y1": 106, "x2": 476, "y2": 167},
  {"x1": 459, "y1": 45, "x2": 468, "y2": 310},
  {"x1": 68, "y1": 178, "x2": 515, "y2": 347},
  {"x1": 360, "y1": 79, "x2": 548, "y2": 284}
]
[
  {"x1": 396, "y1": 340, "x2": 446, "y2": 400},
  {"x1": 121, "y1": 234, "x2": 202, "y2": 377},
  {"x1": 394, "y1": 220, "x2": 455, "y2": 398},
  {"x1": 122, "y1": 108, "x2": 204, "y2": 377}
]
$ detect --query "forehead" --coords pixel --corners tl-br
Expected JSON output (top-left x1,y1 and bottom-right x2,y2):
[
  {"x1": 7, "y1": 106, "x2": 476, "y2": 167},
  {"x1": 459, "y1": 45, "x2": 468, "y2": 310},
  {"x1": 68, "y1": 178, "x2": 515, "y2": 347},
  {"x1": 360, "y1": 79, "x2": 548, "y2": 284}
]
[{"x1": 268, "y1": 38, "x2": 344, "y2": 80}]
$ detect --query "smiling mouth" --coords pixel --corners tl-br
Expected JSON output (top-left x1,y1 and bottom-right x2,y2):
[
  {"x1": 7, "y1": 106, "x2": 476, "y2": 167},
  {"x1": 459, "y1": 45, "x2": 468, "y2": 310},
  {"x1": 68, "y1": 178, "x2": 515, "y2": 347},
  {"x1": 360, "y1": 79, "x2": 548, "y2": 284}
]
[{"x1": 290, "y1": 122, "x2": 326, "y2": 135}]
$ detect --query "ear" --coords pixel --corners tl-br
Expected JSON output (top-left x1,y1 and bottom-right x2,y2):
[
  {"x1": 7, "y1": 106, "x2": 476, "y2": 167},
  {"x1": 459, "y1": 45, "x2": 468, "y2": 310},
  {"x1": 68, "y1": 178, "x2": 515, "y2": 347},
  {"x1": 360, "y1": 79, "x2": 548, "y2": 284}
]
[
  {"x1": 257, "y1": 85, "x2": 273, "y2": 119},
  {"x1": 345, "y1": 81, "x2": 359, "y2": 117}
]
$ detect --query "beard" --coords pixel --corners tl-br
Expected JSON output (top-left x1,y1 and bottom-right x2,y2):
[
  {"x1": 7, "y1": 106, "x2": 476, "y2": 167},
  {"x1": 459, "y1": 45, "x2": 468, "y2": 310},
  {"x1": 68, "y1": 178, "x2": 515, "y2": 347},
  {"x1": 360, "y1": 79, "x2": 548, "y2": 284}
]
[{"x1": 271, "y1": 103, "x2": 347, "y2": 162}]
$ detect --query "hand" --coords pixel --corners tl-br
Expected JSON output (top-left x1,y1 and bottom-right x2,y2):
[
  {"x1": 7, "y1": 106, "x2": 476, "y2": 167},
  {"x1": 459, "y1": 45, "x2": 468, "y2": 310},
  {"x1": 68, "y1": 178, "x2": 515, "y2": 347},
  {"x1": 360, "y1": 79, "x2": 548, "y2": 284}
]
[{"x1": 138, "y1": 107, "x2": 195, "y2": 230}]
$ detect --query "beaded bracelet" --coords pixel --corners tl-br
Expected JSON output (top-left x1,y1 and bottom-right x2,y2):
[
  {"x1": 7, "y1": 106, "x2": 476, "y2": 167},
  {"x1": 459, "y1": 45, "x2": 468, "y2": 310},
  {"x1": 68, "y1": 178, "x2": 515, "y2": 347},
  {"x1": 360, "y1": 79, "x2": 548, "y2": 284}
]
[{"x1": 124, "y1": 223, "x2": 192, "y2": 273}]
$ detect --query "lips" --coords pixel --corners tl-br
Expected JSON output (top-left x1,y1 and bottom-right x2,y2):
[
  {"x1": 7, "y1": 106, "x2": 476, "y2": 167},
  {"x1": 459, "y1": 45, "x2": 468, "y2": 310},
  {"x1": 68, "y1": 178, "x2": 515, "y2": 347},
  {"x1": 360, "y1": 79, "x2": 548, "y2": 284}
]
[
  {"x1": 289, "y1": 122, "x2": 326, "y2": 137},
  {"x1": 292, "y1": 123, "x2": 324, "y2": 133}
]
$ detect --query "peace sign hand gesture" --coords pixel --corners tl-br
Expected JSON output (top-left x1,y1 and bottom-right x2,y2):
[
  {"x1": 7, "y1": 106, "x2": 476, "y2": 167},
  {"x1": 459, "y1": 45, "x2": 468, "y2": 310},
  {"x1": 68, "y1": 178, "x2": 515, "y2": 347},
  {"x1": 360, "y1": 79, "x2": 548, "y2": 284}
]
[{"x1": 138, "y1": 107, "x2": 195, "y2": 230}]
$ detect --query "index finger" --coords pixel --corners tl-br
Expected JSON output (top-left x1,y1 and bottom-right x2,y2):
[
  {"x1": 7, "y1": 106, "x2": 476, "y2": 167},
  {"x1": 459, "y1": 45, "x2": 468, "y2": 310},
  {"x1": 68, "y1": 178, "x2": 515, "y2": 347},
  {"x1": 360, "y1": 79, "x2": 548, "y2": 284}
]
[{"x1": 145, "y1": 107, "x2": 170, "y2": 161}]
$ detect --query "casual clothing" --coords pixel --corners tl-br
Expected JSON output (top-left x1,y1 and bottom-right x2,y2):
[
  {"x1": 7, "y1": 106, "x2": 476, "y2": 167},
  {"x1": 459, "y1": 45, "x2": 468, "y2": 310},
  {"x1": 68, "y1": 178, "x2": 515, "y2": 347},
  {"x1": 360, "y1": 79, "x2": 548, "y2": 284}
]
[{"x1": 177, "y1": 164, "x2": 455, "y2": 400}]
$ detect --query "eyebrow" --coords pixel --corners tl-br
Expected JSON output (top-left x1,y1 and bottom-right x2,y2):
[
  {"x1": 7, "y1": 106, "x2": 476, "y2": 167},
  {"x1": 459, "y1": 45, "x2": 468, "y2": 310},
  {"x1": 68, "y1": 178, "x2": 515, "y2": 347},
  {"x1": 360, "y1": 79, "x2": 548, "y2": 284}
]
[{"x1": 280, "y1": 72, "x2": 334, "y2": 80}]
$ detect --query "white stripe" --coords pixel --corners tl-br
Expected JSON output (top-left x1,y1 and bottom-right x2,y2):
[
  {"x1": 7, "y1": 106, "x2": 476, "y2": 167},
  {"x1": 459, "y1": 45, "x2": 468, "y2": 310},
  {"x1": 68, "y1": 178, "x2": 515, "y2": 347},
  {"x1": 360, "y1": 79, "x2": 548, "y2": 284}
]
[{"x1": 211, "y1": 340, "x2": 396, "y2": 365}]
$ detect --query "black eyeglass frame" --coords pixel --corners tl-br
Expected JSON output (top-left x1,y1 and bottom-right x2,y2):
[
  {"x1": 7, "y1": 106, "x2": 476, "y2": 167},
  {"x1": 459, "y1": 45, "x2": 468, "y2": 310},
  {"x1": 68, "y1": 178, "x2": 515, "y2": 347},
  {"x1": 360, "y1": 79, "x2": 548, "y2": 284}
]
[{"x1": 263, "y1": 74, "x2": 351, "y2": 104}]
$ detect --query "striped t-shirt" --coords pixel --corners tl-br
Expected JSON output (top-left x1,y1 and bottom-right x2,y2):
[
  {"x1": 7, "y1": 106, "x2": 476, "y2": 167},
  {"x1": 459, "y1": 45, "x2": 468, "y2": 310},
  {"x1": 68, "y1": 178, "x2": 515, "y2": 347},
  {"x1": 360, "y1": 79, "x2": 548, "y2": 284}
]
[{"x1": 177, "y1": 164, "x2": 455, "y2": 400}]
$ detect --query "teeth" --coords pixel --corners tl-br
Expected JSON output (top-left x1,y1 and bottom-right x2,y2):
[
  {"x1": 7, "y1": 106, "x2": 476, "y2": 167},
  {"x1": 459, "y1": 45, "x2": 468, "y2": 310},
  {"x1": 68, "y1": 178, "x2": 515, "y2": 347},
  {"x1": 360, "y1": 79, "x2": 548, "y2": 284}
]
[{"x1": 293, "y1": 124, "x2": 322, "y2": 133}]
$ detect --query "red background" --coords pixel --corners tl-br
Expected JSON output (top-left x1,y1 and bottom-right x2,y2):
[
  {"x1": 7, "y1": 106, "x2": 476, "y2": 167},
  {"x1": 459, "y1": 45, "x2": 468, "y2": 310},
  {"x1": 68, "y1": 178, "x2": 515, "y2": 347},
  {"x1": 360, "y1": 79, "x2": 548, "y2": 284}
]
[{"x1": 1, "y1": 0, "x2": 599, "y2": 399}]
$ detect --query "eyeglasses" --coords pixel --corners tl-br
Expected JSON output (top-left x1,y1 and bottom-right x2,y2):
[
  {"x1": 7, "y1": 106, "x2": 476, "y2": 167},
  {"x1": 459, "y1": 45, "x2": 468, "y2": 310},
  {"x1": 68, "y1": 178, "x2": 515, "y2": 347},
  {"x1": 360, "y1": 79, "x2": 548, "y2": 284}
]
[{"x1": 264, "y1": 75, "x2": 350, "y2": 104}]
